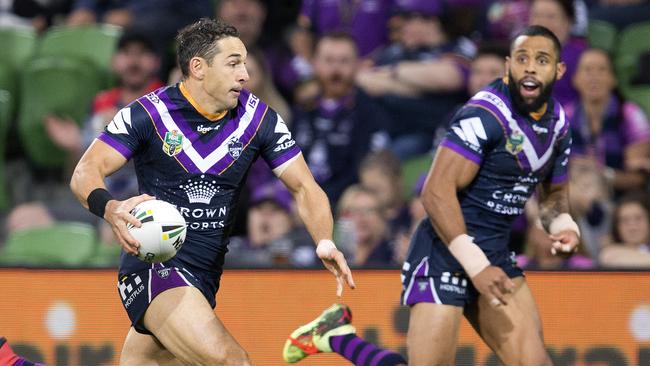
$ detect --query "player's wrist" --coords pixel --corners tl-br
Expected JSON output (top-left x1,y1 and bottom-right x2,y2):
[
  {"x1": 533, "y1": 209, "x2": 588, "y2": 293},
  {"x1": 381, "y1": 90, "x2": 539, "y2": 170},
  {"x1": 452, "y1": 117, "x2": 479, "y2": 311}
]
[
  {"x1": 448, "y1": 234, "x2": 490, "y2": 278},
  {"x1": 549, "y1": 213, "x2": 581, "y2": 237},
  {"x1": 316, "y1": 239, "x2": 337, "y2": 257},
  {"x1": 87, "y1": 188, "x2": 114, "y2": 219}
]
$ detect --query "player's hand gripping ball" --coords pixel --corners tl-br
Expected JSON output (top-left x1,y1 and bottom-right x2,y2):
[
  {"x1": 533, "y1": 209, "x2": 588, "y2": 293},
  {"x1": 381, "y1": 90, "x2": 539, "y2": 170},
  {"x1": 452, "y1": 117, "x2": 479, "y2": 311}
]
[{"x1": 128, "y1": 200, "x2": 187, "y2": 263}]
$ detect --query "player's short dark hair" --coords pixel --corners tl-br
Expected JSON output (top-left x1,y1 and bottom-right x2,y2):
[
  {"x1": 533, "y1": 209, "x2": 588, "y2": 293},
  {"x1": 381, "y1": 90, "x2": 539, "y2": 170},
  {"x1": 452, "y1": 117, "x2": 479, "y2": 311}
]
[
  {"x1": 510, "y1": 25, "x2": 562, "y2": 61},
  {"x1": 176, "y1": 18, "x2": 240, "y2": 77}
]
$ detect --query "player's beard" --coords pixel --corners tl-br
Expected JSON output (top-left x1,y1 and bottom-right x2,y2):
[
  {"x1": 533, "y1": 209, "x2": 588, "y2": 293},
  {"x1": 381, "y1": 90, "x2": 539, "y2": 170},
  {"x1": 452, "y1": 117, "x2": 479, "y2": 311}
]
[{"x1": 508, "y1": 70, "x2": 555, "y2": 115}]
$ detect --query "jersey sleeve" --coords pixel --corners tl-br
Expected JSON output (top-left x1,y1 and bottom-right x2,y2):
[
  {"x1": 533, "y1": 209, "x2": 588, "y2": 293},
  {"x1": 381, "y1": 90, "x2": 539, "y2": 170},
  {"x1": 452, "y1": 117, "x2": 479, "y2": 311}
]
[
  {"x1": 96, "y1": 101, "x2": 151, "y2": 160},
  {"x1": 549, "y1": 128, "x2": 572, "y2": 184},
  {"x1": 258, "y1": 109, "x2": 302, "y2": 176},
  {"x1": 439, "y1": 106, "x2": 502, "y2": 165}
]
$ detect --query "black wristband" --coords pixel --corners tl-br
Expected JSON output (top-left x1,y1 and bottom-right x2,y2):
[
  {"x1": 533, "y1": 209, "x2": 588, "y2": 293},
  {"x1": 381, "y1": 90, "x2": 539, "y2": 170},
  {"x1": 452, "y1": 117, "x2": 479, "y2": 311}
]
[{"x1": 87, "y1": 188, "x2": 114, "y2": 218}]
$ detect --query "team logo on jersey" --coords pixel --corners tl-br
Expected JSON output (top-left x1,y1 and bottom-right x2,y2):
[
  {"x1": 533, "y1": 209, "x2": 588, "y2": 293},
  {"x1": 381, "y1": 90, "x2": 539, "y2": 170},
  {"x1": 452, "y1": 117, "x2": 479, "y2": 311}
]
[
  {"x1": 273, "y1": 116, "x2": 296, "y2": 152},
  {"x1": 179, "y1": 174, "x2": 219, "y2": 204},
  {"x1": 163, "y1": 130, "x2": 184, "y2": 157},
  {"x1": 228, "y1": 138, "x2": 243, "y2": 159},
  {"x1": 505, "y1": 130, "x2": 524, "y2": 155}
]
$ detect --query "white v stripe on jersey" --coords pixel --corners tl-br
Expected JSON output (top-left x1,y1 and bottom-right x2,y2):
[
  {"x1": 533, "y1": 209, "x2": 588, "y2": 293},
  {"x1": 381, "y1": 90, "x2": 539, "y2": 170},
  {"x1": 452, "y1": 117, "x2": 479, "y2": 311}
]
[
  {"x1": 473, "y1": 91, "x2": 566, "y2": 171},
  {"x1": 146, "y1": 93, "x2": 261, "y2": 173}
]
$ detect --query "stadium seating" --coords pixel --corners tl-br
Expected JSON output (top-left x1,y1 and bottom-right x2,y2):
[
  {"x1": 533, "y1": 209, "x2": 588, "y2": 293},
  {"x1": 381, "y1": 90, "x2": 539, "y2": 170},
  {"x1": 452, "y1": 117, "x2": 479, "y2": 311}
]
[
  {"x1": 0, "y1": 27, "x2": 37, "y2": 70},
  {"x1": 86, "y1": 241, "x2": 122, "y2": 267},
  {"x1": 0, "y1": 222, "x2": 97, "y2": 266},
  {"x1": 37, "y1": 24, "x2": 122, "y2": 86},
  {"x1": 0, "y1": 90, "x2": 10, "y2": 210},
  {"x1": 587, "y1": 20, "x2": 617, "y2": 53},
  {"x1": 18, "y1": 56, "x2": 104, "y2": 167},
  {"x1": 614, "y1": 21, "x2": 650, "y2": 115},
  {"x1": 0, "y1": 62, "x2": 16, "y2": 120}
]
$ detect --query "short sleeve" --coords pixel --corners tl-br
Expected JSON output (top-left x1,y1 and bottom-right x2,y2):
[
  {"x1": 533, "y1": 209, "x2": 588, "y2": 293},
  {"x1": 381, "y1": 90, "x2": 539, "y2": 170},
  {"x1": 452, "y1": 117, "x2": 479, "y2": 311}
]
[
  {"x1": 440, "y1": 106, "x2": 501, "y2": 165},
  {"x1": 96, "y1": 102, "x2": 150, "y2": 160},
  {"x1": 258, "y1": 110, "x2": 302, "y2": 176},
  {"x1": 549, "y1": 128, "x2": 572, "y2": 184}
]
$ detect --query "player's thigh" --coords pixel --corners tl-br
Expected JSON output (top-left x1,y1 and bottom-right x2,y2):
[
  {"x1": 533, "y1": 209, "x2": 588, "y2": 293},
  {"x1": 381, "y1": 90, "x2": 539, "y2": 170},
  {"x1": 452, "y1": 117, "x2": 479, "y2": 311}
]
[
  {"x1": 143, "y1": 286, "x2": 250, "y2": 366},
  {"x1": 119, "y1": 327, "x2": 182, "y2": 366},
  {"x1": 407, "y1": 302, "x2": 464, "y2": 366},
  {"x1": 465, "y1": 277, "x2": 551, "y2": 366}
]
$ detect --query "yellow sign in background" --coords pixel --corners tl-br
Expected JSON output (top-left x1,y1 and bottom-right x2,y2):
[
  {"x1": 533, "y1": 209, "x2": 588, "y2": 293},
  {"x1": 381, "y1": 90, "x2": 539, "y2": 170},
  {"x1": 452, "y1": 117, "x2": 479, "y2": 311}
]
[{"x1": 1, "y1": 269, "x2": 649, "y2": 365}]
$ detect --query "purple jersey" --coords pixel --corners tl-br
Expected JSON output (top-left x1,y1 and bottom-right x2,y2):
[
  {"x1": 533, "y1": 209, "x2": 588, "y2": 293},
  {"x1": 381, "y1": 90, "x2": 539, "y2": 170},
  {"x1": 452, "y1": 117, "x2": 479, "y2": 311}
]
[
  {"x1": 300, "y1": 0, "x2": 394, "y2": 56},
  {"x1": 99, "y1": 85, "x2": 301, "y2": 274},
  {"x1": 566, "y1": 96, "x2": 650, "y2": 169},
  {"x1": 441, "y1": 78, "x2": 571, "y2": 221}
]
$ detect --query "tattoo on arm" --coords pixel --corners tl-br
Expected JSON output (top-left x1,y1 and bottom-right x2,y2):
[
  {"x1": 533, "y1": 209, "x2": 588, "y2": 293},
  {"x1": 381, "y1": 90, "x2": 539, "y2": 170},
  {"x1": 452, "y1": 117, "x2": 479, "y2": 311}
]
[{"x1": 538, "y1": 183, "x2": 570, "y2": 232}]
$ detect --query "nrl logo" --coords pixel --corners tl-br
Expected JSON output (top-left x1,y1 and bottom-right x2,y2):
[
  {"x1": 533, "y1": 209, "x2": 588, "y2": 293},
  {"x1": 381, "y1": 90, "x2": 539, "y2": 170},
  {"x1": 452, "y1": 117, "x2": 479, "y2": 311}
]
[
  {"x1": 163, "y1": 130, "x2": 184, "y2": 157},
  {"x1": 505, "y1": 130, "x2": 524, "y2": 155},
  {"x1": 228, "y1": 138, "x2": 243, "y2": 159}
]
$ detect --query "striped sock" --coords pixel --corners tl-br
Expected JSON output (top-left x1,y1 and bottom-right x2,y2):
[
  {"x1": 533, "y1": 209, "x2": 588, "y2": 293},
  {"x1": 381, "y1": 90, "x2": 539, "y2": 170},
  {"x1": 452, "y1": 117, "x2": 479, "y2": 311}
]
[{"x1": 329, "y1": 334, "x2": 407, "y2": 366}]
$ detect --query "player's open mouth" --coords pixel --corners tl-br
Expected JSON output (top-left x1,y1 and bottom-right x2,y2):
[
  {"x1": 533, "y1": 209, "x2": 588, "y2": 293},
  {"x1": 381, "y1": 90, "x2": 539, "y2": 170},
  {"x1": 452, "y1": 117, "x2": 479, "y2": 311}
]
[{"x1": 520, "y1": 79, "x2": 541, "y2": 98}]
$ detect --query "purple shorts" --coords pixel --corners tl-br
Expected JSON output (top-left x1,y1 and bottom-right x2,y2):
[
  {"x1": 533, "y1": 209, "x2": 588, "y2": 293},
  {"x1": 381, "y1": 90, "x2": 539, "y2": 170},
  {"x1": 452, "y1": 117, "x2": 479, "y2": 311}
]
[{"x1": 117, "y1": 263, "x2": 220, "y2": 334}]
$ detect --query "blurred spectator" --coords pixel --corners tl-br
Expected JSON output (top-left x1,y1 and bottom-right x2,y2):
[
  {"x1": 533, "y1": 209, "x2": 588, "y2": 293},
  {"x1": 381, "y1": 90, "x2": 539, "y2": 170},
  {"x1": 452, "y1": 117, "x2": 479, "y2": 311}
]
[
  {"x1": 517, "y1": 198, "x2": 595, "y2": 269},
  {"x1": 6, "y1": 31, "x2": 162, "y2": 236},
  {"x1": 217, "y1": 0, "x2": 266, "y2": 47},
  {"x1": 293, "y1": 32, "x2": 390, "y2": 203},
  {"x1": 468, "y1": 44, "x2": 508, "y2": 96},
  {"x1": 298, "y1": 0, "x2": 394, "y2": 57},
  {"x1": 567, "y1": 157, "x2": 613, "y2": 258},
  {"x1": 356, "y1": 1, "x2": 474, "y2": 160},
  {"x1": 393, "y1": 173, "x2": 427, "y2": 264},
  {"x1": 589, "y1": 0, "x2": 650, "y2": 30},
  {"x1": 337, "y1": 184, "x2": 395, "y2": 267},
  {"x1": 567, "y1": 48, "x2": 650, "y2": 194},
  {"x1": 69, "y1": 0, "x2": 212, "y2": 78},
  {"x1": 431, "y1": 44, "x2": 508, "y2": 150},
  {"x1": 528, "y1": 0, "x2": 587, "y2": 106},
  {"x1": 218, "y1": 0, "x2": 311, "y2": 102},
  {"x1": 44, "y1": 30, "x2": 162, "y2": 181},
  {"x1": 245, "y1": 47, "x2": 292, "y2": 124},
  {"x1": 358, "y1": 150, "x2": 409, "y2": 238},
  {"x1": 486, "y1": 0, "x2": 587, "y2": 42},
  {"x1": 0, "y1": 0, "x2": 68, "y2": 31},
  {"x1": 599, "y1": 192, "x2": 650, "y2": 268},
  {"x1": 227, "y1": 181, "x2": 301, "y2": 267}
]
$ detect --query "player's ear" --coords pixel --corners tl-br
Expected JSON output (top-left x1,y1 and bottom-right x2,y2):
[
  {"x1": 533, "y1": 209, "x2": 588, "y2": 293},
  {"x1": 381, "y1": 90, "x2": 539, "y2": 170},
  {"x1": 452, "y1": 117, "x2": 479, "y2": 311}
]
[
  {"x1": 189, "y1": 56, "x2": 205, "y2": 80},
  {"x1": 555, "y1": 61, "x2": 566, "y2": 81}
]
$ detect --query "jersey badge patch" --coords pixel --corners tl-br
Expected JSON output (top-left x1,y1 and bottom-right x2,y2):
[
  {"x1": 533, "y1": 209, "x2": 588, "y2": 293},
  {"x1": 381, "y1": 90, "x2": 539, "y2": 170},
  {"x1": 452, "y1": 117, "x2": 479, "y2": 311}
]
[
  {"x1": 505, "y1": 130, "x2": 524, "y2": 155},
  {"x1": 163, "y1": 130, "x2": 184, "y2": 157},
  {"x1": 228, "y1": 138, "x2": 243, "y2": 159}
]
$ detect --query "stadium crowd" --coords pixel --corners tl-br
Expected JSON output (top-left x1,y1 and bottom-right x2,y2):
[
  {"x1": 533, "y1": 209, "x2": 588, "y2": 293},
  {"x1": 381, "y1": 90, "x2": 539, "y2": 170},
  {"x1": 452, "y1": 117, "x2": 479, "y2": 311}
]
[{"x1": 0, "y1": 0, "x2": 649, "y2": 269}]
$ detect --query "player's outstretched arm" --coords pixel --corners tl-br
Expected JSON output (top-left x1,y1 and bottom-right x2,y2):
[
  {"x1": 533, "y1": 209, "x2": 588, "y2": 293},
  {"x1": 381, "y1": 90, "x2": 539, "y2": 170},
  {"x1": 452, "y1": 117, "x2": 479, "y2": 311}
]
[
  {"x1": 70, "y1": 139, "x2": 154, "y2": 255},
  {"x1": 424, "y1": 147, "x2": 515, "y2": 306},
  {"x1": 278, "y1": 154, "x2": 356, "y2": 297},
  {"x1": 537, "y1": 181, "x2": 580, "y2": 256}
]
